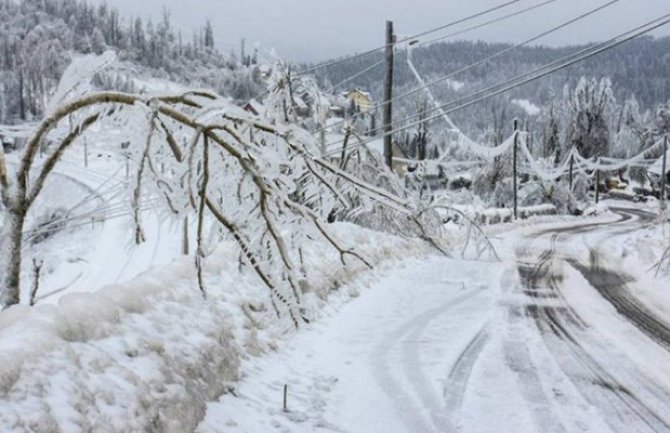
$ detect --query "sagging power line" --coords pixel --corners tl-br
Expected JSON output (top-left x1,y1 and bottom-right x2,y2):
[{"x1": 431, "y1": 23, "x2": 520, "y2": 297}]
[
  {"x1": 316, "y1": 0, "x2": 619, "y2": 138},
  {"x1": 322, "y1": 13, "x2": 670, "y2": 159},
  {"x1": 295, "y1": 0, "x2": 522, "y2": 77}
]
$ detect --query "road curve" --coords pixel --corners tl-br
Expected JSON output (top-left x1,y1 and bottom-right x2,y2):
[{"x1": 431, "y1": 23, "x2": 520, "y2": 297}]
[{"x1": 516, "y1": 207, "x2": 670, "y2": 433}]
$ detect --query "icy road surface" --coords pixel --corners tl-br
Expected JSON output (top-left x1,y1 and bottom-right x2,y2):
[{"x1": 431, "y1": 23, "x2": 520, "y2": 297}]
[{"x1": 198, "y1": 206, "x2": 670, "y2": 433}]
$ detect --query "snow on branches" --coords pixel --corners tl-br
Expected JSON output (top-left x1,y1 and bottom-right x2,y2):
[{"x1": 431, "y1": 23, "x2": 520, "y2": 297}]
[{"x1": 0, "y1": 88, "x2": 447, "y2": 328}]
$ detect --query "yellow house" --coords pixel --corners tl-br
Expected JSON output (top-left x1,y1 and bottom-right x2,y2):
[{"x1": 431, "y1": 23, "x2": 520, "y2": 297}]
[{"x1": 343, "y1": 89, "x2": 373, "y2": 113}]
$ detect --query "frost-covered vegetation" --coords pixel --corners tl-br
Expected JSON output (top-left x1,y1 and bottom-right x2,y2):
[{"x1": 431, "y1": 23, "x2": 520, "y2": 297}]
[
  {"x1": 0, "y1": 0, "x2": 264, "y2": 123},
  {"x1": 0, "y1": 52, "x2": 454, "y2": 312},
  {"x1": 1, "y1": 3, "x2": 670, "y2": 431},
  {"x1": 0, "y1": 50, "x2": 454, "y2": 433},
  {"x1": 318, "y1": 36, "x2": 670, "y2": 138}
]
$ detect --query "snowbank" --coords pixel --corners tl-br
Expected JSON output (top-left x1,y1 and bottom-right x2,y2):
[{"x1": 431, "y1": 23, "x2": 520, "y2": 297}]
[{"x1": 0, "y1": 223, "x2": 430, "y2": 433}]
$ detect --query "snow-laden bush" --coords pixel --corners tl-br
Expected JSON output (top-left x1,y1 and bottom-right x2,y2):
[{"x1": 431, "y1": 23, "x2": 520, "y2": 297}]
[
  {"x1": 0, "y1": 221, "x2": 430, "y2": 433},
  {"x1": 332, "y1": 142, "x2": 443, "y2": 244}
]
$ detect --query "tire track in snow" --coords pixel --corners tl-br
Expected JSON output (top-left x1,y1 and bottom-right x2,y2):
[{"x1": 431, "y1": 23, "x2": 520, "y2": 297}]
[
  {"x1": 568, "y1": 257, "x2": 670, "y2": 353},
  {"x1": 510, "y1": 231, "x2": 573, "y2": 432},
  {"x1": 442, "y1": 324, "x2": 490, "y2": 418},
  {"x1": 537, "y1": 280, "x2": 670, "y2": 433},
  {"x1": 518, "y1": 208, "x2": 670, "y2": 432},
  {"x1": 371, "y1": 288, "x2": 483, "y2": 433},
  {"x1": 567, "y1": 207, "x2": 670, "y2": 352}
]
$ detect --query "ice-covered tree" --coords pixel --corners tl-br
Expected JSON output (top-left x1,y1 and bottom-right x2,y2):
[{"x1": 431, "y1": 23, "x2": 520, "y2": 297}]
[
  {"x1": 612, "y1": 95, "x2": 646, "y2": 159},
  {"x1": 565, "y1": 77, "x2": 616, "y2": 158},
  {"x1": 0, "y1": 55, "x2": 446, "y2": 322},
  {"x1": 204, "y1": 21, "x2": 215, "y2": 49}
]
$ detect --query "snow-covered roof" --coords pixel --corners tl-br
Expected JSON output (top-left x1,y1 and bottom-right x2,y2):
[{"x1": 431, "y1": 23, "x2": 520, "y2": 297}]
[{"x1": 342, "y1": 88, "x2": 371, "y2": 99}]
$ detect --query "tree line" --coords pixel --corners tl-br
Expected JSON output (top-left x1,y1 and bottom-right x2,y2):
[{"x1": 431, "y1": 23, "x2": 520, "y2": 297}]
[{"x1": 0, "y1": 0, "x2": 264, "y2": 124}]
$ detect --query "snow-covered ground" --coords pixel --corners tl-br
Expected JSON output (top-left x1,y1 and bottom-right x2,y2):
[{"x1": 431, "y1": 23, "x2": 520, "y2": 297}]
[
  {"x1": 195, "y1": 205, "x2": 670, "y2": 433},
  {"x1": 2, "y1": 53, "x2": 670, "y2": 431},
  {"x1": 197, "y1": 255, "x2": 504, "y2": 433},
  {"x1": 0, "y1": 215, "x2": 432, "y2": 432},
  {"x1": 4, "y1": 123, "x2": 670, "y2": 433},
  {"x1": 3, "y1": 165, "x2": 670, "y2": 433}
]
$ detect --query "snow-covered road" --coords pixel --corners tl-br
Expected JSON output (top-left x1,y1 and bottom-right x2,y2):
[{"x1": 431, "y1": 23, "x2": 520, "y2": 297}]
[
  {"x1": 197, "y1": 206, "x2": 670, "y2": 433},
  {"x1": 197, "y1": 256, "x2": 503, "y2": 433}
]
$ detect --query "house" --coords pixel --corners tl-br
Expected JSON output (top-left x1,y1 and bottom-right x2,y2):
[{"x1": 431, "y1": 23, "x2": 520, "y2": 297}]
[{"x1": 343, "y1": 89, "x2": 373, "y2": 113}]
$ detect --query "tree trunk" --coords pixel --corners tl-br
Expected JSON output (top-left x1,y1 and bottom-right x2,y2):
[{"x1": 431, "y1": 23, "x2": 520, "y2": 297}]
[
  {"x1": 18, "y1": 69, "x2": 25, "y2": 121},
  {"x1": 1, "y1": 207, "x2": 26, "y2": 307}
]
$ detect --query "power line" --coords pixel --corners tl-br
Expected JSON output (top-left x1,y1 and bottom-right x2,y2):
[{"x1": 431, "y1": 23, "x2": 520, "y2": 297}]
[
  {"x1": 248, "y1": 1, "x2": 546, "y2": 112},
  {"x1": 333, "y1": 13, "x2": 669, "y2": 144},
  {"x1": 412, "y1": 0, "x2": 558, "y2": 48},
  {"x1": 394, "y1": 0, "x2": 524, "y2": 46},
  {"x1": 324, "y1": 0, "x2": 547, "y2": 106},
  {"x1": 295, "y1": 0, "x2": 521, "y2": 77},
  {"x1": 327, "y1": 59, "x2": 385, "y2": 93},
  {"x1": 318, "y1": 0, "x2": 617, "y2": 137},
  {"x1": 322, "y1": 13, "x2": 670, "y2": 158}
]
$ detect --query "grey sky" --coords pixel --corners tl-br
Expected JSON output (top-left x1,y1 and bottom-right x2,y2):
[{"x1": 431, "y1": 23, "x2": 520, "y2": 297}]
[{"x1": 90, "y1": 0, "x2": 670, "y2": 61}]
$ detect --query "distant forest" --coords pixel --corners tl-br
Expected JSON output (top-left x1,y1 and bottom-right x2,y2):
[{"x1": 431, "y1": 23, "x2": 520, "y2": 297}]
[
  {"x1": 0, "y1": 0, "x2": 264, "y2": 124},
  {"x1": 312, "y1": 36, "x2": 670, "y2": 149},
  {"x1": 316, "y1": 36, "x2": 670, "y2": 110}
]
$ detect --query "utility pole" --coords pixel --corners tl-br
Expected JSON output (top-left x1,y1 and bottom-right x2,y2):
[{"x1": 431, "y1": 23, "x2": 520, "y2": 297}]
[
  {"x1": 84, "y1": 136, "x2": 88, "y2": 168},
  {"x1": 513, "y1": 119, "x2": 519, "y2": 220},
  {"x1": 595, "y1": 169, "x2": 600, "y2": 204},
  {"x1": 183, "y1": 216, "x2": 190, "y2": 256},
  {"x1": 569, "y1": 152, "x2": 574, "y2": 191},
  {"x1": 662, "y1": 135, "x2": 668, "y2": 210},
  {"x1": 383, "y1": 20, "x2": 395, "y2": 170}
]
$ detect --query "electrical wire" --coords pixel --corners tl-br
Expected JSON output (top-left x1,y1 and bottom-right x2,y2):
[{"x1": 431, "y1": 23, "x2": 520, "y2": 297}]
[
  {"x1": 327, "y1": 59, "x2": 385, "y2": 93},
  {"x1": 295, "y1": 0, "x2": 522, "y2": 77},
  {"x1": 321, "y1": 13, "x2": 670, "y2": 158},
  {"x1": 317, "y1": 0, "x2": 619, "y2": 137},
  {"x1": 333, "y1": 13, "x2": 670, "y2": 147},
  {"x1": 412, "y1": 0, "x2": 558, "y2": 48}
]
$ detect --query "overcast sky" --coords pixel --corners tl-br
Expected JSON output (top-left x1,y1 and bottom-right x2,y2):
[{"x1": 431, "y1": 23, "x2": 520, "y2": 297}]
[{"x1": 90, "y1": 0, "x2": 670, "y2": 61}]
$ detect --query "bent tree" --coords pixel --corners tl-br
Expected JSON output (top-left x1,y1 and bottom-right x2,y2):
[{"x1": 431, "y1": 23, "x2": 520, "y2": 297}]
[{"x1": 0, "y1": 89, "x2": 447, "y2": 326}]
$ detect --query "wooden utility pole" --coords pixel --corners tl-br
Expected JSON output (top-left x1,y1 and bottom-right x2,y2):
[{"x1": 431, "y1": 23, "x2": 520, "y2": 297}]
[
  {"x1": 383, "y1": 20, "x2": 395, "y2": 169},
  {"x1": 182, "y1": 216, "x2": 190, "y2": 256},
  {"x1": 513, "y1": 119, "x2": 519, "y2": 220},
  {"x1": 569, "y1": 153, "x2": 574, "y2": 191},
  {"x1": 662, "y1": 135, "x2": 668, "y2": 210},
  {"x1": 84, "y1": 136, "x2": 88, "y2": 168}
]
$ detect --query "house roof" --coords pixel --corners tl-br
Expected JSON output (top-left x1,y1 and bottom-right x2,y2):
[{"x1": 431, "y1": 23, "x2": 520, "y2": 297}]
[{"x1": 342, "y1": 88, "x2": 371, "y2": 99}]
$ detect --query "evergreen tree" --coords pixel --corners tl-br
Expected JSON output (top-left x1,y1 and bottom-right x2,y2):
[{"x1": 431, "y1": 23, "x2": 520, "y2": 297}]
[{"x1": 204, "y1": 21, "x2": 215, "y2": 49}]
